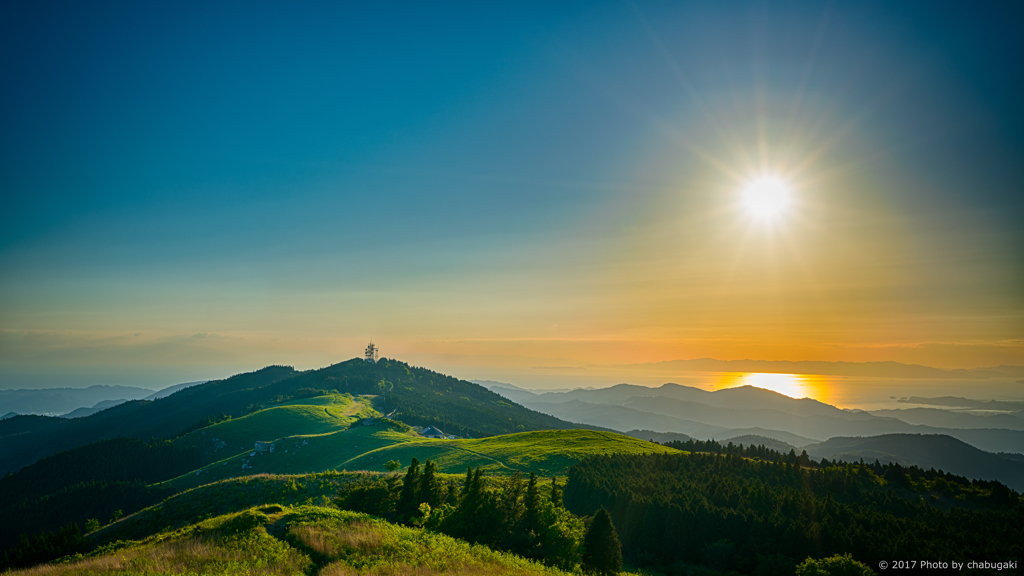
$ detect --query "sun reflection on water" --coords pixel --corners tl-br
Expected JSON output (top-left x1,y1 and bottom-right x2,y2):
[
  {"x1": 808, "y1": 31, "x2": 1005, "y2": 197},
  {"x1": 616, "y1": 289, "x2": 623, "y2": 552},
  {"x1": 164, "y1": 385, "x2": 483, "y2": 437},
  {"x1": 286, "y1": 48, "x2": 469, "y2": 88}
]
[{"x1": 716, "y1": 372, "x2": 833, "y2": 404}]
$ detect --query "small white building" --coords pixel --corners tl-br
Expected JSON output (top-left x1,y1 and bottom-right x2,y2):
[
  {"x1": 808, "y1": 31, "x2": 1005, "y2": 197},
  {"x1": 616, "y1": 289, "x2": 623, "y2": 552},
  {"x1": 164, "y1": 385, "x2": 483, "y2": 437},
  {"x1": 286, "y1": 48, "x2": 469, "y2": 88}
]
[{"x1": 365, "y1": 341, "x2": 379, "y2": 363}]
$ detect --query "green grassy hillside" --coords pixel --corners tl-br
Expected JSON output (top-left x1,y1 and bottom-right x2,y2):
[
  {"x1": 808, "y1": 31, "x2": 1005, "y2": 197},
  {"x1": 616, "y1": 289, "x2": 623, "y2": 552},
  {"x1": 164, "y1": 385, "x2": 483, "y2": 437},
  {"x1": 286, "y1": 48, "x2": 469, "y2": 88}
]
[
  {"x1": 345, "y1": 429, "x2": 682, "y2": 476},
  {"x1": 12, "y1": 505, "x2": 595, "y2": 576},
  {"x1": 172, "y1": 393, "x2": 376, "y2": 464},
  {"x1": 1, "y1": 359, "x2": 596, "y2": 476},
  {"x1": 162, "y1": 424, "x2": 417, "y2": 492},
  {"x1": 1, "y1": 386, "x2": 661, "y2": 562},
  {"x1": 256, "y1": 358, "x2": 602, "y2": 438},
  {"x1": 95, "y1": 473, "x2": 362, "y2": 546},
  {"x1": 0, "y1": 394, "x2": 372, "y2": 555},
  {"x1": 164, "y1": 425, "x2": 682, "y2": 493},
  {"x1": 74, "y1": 426, "x2": 680, "y2": 546}
]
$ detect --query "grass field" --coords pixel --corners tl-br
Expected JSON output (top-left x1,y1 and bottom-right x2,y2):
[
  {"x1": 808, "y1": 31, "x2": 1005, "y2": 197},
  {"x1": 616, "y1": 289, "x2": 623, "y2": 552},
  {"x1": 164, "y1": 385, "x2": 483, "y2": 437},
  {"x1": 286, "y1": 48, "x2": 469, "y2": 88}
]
[
  {"x1": 97, "y1": 473, "x2": 361, "y2": 545},
  {"x1": 161, "y1": 394, "x2": 681, "y2": 492},
  {"x1": 21, "y1": 505, "x2": 642, "y2": 576},
  {"x1": 164, "y1": 424, "x2": 682, "y2": 494},
  {"x1": 171, "y1": 394, "x2": 377, "y2": 465},
  {"x1": 162, "y1": 423, "x2": 417, "y2": 491},
  {"x1": 345, "y1": 429, "x2": 682, "y2": 476},
  {"x1": 10, "y1": 393, "x2": 676, "y2": 574}
]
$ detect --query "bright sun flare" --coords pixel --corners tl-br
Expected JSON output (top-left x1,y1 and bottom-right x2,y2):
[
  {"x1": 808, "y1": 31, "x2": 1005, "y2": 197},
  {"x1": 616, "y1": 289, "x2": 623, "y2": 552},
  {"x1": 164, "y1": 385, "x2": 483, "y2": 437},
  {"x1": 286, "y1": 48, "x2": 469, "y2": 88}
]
[{"x1": 743, "y1": 176, "x2": 792, "y2": 219}]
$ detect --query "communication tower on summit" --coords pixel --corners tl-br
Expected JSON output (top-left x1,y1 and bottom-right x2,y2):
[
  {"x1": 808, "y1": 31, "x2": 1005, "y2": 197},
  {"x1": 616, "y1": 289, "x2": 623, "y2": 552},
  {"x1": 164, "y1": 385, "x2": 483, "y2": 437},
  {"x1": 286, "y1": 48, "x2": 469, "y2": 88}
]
[{"x1": 365, "y1": 341, "x2": 379, "y2": 364}]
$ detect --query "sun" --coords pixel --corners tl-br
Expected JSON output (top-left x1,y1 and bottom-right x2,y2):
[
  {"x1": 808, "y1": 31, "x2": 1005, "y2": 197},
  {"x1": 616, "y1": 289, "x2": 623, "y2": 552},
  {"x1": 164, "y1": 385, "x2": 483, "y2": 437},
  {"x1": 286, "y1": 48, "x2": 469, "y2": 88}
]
[{"x1": 742, "y1": 176, "x2": 792, "y2": 219}]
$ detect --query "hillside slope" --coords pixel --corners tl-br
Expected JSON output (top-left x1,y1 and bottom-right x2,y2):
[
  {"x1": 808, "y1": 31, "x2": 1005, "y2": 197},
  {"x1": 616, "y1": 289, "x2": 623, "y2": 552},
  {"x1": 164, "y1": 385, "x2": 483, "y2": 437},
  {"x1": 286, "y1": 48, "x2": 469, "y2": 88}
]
[
  {"x1": 343, "y1": 429, "x2": 680, "y2": 477},
  {"x1": 9, "y1": 504, "x2": 582, "y2": 576},
  {"x1": 1, "y1": 359, "x2": 595, "y2": 474},
  {"x1": 0, "y1": 365, "x2": 299, "y2": 474},
  {"x1": 0, "y1": 382, "x2": 654, "y2": 559},
  {"x1": 171, "y1": 393, "x2": 374, "y2": 465},
  {"x1": 803, "y1": 434, "x2": 1024, "y2": 490},
  {"x1": 259, "y1": 358, "x2": 599, "y2": 438},
  {"x1": 165, "y1": 425, "x2": 679, "y2": 492}
]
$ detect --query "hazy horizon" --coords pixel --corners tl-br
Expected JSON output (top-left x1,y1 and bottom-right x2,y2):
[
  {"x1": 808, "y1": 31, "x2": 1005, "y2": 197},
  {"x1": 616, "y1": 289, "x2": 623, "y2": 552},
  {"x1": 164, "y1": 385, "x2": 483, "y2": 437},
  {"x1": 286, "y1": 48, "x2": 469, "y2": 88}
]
[{"x1": 4, "y1": 354, "x2": 1021, "y2": 414}]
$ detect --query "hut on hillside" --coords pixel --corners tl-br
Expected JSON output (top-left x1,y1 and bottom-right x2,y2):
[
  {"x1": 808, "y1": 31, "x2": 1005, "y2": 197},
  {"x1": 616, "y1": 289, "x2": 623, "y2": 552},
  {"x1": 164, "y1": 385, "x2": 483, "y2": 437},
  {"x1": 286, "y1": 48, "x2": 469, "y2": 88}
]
[{"x1": 420, "y1": 426, "x2": 446, "y2": 439}]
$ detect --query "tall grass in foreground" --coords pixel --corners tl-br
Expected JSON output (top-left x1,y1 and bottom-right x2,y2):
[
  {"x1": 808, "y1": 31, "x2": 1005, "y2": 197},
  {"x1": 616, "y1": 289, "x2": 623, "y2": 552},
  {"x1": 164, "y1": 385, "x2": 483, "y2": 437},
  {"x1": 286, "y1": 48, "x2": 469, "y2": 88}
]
[
  {"x1": 288, "y1": 515, "x2": 565, "y2": 576},
  {"x1": 9, "y1": 533, "x2": 310, "y2": 575},
  {"x1": 6, "y1": 505, "x2": 611, "y2": 576},
  {"x1": 319, "y1": 562, "x2": 551, "y2": 576}
]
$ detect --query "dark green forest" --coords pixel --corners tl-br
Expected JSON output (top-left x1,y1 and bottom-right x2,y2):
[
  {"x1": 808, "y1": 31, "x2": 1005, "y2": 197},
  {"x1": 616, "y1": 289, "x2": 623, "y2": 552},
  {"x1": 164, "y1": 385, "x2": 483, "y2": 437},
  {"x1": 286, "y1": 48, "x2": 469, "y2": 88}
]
[
  {"x1": 6, "y1": 439, "x2": 1023, "y2": 574},
  {"x1": 563, "y1": 450, "x2": 1023, "y2": 575},
  {"x1": 0, "y1": 437, "x2": 202, "y2": 559}
]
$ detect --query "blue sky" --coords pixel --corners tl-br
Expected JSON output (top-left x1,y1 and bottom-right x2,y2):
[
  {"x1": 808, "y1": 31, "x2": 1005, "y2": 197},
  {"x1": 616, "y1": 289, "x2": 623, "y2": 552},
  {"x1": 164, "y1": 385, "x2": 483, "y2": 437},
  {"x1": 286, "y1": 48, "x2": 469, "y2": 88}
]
[{"x1": 2, "y1": 1, "x2": 1022, "y2": 389}]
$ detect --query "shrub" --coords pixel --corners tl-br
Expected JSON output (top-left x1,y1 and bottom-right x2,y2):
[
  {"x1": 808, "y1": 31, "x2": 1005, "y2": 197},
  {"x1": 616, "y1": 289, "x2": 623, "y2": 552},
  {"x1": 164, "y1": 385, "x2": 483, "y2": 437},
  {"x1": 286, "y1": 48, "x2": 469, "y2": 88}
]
[{"x1": 796, "y1": 553, "x2": 875, "y2": 576}]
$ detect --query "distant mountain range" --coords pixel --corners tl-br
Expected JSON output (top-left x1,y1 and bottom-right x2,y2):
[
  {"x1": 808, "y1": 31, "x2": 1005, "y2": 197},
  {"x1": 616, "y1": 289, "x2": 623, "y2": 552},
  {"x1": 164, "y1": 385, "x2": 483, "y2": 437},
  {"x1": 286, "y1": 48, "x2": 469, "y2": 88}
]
[
  {"x1": 4, "y1": 364, "x2": 1023, "y2": 491},
  {"x1": 0, "y1": 385, "x2": 154, "y2": 416},
  {"x1": 0, "y1": 382, "x2": 206, "y2": 417},
  {"x1": 485, "y1": 381, "x2": 1024, "y2": 451},
  {"x1": 521, "y1": 397, "x2": 825, "y2": 446},
  {"x1": 803, "y1": 434, "x2": 1024, "y2": 490},
  {"x1": 479, "y1": 381, "x2": 1024, "y2": 483},
  {"x1": 618, "y1": 428, "x2": 1024, "y2": 490},
  {"x1": 60, "y1": 399, "x2": 130, "y2": 419}
]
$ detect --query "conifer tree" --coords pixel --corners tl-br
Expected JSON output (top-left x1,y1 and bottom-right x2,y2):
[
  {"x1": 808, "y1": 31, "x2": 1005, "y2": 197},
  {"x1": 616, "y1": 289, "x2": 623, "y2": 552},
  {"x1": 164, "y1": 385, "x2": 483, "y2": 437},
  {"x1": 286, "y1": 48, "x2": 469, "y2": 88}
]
[
  {"x1": 445, "y1": 478, "x2": 460, "y2": 505},
  {"x1": 582, "y1": 507, "x2": 622, "y2": 576},
  {"x1": 419, "y1": 459, "x2": 444, "y2": 508},
  {"x1": 500, "y1": 471, "x2": 525, "y2": 528},
  {"x1": 459, "y1": 466, "x2": 483, "y2": 509},
  {"x1": 524, "y1": 472, "x2": 542, "y2": 533},
  {"x1": 397, "y1": 457, "x2": 421, "y2": 521},
  {"x1": 549, "y1": 476, "x2": 563, "y2": 508},
  {"x1": 460, "y1": 466, "x2": 474, "y2": 501}
]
